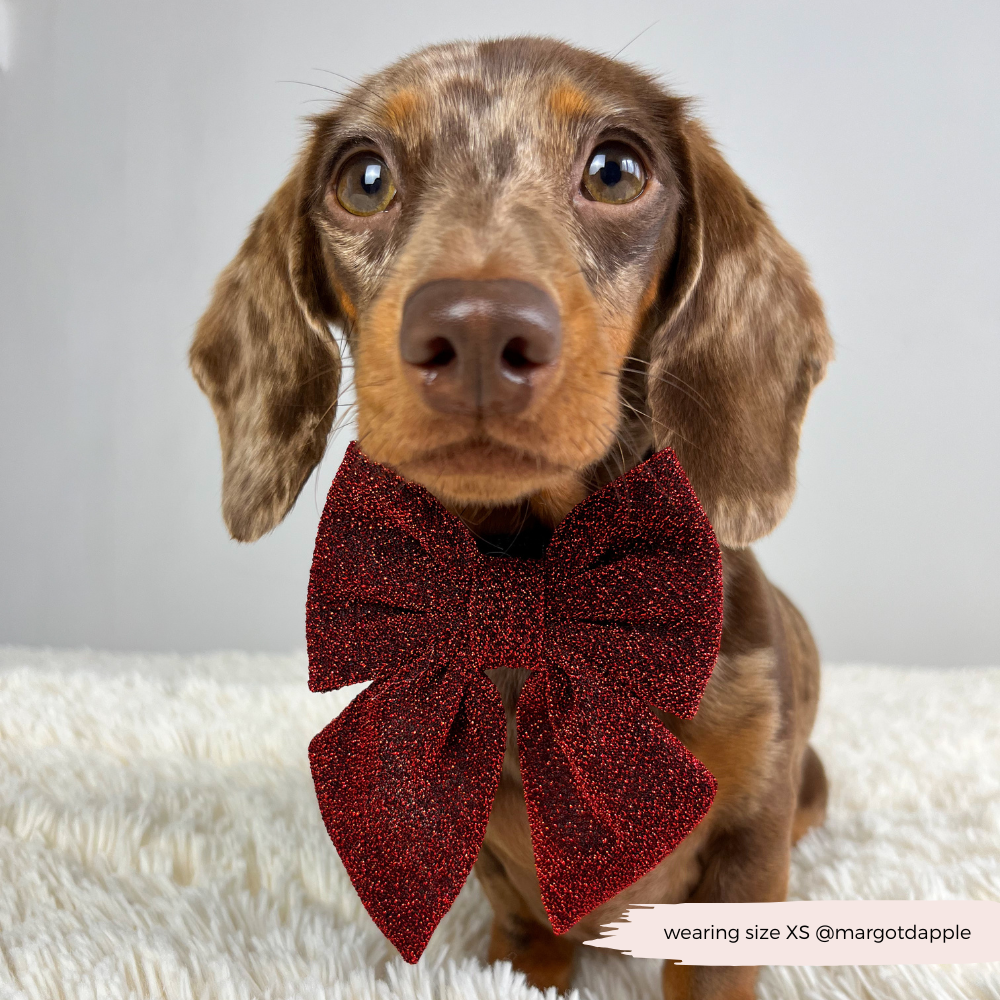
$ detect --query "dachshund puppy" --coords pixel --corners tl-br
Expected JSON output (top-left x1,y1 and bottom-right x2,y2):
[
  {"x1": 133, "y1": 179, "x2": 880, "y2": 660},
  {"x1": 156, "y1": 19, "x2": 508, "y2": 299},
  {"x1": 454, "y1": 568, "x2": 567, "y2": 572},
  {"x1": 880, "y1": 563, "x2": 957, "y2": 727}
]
[{"x1": 191, "y1": 37, "x2": 833, "y2": 1000}]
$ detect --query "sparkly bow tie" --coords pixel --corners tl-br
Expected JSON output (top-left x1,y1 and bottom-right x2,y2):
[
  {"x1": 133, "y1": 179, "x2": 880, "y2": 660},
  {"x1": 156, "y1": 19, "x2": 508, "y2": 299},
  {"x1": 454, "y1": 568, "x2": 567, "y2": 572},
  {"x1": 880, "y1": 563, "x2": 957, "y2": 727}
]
[{"x1": 306, "y1": 441, "x2": 723, "y2": 962}]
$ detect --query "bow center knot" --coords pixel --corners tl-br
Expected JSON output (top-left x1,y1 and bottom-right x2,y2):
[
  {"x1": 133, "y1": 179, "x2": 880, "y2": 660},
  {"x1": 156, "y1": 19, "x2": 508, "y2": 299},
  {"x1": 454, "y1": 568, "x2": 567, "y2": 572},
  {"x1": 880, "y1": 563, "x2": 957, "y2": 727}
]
[{"x1": 468, "y1": 555, "x2": 544, "y2": 670}]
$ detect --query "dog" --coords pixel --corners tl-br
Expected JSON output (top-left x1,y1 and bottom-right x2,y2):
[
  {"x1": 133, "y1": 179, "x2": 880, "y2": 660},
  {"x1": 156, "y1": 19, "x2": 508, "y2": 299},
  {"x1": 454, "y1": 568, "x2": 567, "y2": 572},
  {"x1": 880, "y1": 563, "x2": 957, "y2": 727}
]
[{"x1": 190, "y1": 37, "x2": 833, "y2": 1000}]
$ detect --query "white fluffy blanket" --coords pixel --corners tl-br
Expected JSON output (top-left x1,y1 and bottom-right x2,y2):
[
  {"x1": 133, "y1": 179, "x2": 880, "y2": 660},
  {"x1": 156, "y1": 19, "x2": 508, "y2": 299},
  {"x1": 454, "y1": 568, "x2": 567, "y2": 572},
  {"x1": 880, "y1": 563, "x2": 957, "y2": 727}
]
[{"x1": 0, "y1": 648, "x2": 997, "y2": 1000}]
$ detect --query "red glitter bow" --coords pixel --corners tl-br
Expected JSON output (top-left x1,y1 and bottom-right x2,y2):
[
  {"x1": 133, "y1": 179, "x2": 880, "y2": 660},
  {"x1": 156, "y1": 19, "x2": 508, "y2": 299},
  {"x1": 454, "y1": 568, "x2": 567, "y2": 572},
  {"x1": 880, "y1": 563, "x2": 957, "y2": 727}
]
[{"x1": 306, "y1": 442, "x2": 723, "y2": 962}]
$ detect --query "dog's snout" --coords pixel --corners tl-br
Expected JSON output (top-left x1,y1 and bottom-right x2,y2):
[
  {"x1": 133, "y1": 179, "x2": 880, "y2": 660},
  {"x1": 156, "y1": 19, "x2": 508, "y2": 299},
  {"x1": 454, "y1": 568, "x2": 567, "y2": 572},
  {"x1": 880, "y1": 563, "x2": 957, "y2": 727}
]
[{"x1": 399, "y1": 279, "x2": 561, "y2": 416}]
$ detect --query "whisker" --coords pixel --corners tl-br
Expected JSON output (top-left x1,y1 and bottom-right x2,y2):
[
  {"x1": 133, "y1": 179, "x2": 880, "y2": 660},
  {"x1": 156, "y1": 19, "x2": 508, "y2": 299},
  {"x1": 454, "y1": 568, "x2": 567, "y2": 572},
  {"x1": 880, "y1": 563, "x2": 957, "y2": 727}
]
[
  {"x1": 277, "y1": 80, "x2": 388, "y2": 117},
  {"x1": 558, "y1": 376, "x2": 689, "y2": 454},
  {"x1": 594, "y1": 360, "x2": 715, "y2": 417},
  {"x1": 620, "y1": 356, "x2": 713, "y2": 406},
  {"x1": 312, "y1": 68, "x2": 393, "y2": 110},
  {"x1": 295, "y1": 362, "x2": 353, "y2": 388}
]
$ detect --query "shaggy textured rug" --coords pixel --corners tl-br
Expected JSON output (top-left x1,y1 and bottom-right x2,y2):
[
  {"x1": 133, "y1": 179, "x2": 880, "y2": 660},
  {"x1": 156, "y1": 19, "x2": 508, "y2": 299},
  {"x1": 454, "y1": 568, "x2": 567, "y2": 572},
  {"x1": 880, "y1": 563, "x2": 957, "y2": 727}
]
[{"x1": 0, "y1": 648, "x2": 997, "y2": 1000}]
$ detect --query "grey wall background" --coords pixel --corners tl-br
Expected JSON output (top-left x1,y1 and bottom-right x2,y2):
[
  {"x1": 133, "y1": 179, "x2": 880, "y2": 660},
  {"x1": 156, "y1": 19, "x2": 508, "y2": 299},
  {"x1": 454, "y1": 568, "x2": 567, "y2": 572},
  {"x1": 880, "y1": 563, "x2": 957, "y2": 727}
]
[{"x1": 1, "y1": 0, "x2": 997, "y2": 665}]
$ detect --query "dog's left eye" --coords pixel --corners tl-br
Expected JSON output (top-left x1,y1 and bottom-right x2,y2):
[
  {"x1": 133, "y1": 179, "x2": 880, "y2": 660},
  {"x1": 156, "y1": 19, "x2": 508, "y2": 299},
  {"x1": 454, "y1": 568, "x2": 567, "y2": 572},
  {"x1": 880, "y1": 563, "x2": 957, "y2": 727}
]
[
  {"x1": 336, "y1": 154, "x2": 397, "y2": 216},
  {"x1": 582, "y1": 143, "x2": 646, "y2": 204}
]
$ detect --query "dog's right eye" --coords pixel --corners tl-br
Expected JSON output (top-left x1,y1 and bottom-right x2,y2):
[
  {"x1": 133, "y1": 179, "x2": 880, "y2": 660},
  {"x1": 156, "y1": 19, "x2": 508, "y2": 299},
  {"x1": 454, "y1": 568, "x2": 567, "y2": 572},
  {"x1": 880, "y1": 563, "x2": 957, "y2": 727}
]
[
  {"x1": 335, "y1": 154, "x2": 397, "y2": 216},
  {"x1": 582, "y1": 143, "x2": 646, "y2": 204}
]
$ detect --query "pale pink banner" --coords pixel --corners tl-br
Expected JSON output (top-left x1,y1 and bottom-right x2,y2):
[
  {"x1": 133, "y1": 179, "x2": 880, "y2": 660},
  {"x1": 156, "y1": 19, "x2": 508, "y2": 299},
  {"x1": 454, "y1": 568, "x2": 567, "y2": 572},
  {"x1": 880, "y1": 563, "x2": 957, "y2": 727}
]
[{"x1": 584, "y1": 900, "x2": 1000, "y2": 965}]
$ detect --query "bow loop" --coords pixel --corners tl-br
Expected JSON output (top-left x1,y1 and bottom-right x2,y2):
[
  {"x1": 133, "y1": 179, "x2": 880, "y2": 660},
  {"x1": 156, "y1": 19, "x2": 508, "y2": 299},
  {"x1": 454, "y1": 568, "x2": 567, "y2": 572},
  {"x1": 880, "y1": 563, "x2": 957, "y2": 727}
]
[
  {"x1": 541, "y1": 449, "x2": 722, "y2": 718},
  {"x1": 546, "y1": 449, "x2": 717, "y2": 578},
  {"x1": 307, "y1": 444, "x2": 475, "y2": 692}
]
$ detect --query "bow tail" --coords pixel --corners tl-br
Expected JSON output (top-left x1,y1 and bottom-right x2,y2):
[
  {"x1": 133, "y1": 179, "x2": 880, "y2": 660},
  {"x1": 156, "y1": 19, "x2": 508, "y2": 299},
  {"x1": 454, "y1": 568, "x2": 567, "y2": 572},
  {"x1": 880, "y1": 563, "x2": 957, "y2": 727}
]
[
  {"x1": 516, "y1": 670, "x2": 717, "y2": 934},
  {"x1": 309, "y1": 664, "x2": 506, "y2": 962}
]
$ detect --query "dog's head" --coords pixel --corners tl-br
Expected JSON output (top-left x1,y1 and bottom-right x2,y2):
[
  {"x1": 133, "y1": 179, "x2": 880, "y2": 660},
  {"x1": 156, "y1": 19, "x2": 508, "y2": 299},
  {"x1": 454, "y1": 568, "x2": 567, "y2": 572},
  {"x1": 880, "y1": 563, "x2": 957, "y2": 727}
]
[{"x1": 191, "y1": 38, "x2": 832, "y2": 547}]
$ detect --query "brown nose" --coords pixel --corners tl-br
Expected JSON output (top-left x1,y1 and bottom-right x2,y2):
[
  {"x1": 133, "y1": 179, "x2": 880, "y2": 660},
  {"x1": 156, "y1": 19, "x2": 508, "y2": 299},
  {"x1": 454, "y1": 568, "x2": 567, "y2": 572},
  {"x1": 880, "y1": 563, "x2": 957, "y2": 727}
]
[{"x1": 399, "y1": 279, "x2": 561, "y2": 416}]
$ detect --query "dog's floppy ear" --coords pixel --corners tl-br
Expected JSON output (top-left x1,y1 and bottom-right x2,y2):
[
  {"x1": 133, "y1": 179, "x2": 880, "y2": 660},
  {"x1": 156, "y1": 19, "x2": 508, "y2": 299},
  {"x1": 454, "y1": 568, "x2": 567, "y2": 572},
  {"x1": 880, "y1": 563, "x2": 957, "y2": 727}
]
[
  {"x1": 648, "y1": 119, "x2": 833, "y2": 548},
  {"x1": 190, "y1": 142, "x2": 343, "y2": 542}
]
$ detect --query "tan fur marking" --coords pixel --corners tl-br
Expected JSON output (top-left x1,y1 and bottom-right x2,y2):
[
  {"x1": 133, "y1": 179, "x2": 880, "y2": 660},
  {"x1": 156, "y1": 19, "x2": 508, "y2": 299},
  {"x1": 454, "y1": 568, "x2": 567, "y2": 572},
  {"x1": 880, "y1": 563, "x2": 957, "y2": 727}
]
[
  {"x1": 637, "y1": 270, "x2": 661, "y2": 321},
  {"x1": 547, "y1": 82, "x2": 596, "y2": 119},
  {"x1": 328, "y1": 273, "x2": 357, "y2": 325},
  {"x1": 377, "y1": 88, "x2": 424, "y2": 131}
]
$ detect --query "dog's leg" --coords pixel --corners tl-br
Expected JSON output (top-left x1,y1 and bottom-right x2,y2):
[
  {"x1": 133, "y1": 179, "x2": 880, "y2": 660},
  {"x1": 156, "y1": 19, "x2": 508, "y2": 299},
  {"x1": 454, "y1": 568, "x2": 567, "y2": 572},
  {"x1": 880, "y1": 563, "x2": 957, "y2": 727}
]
[
  {"x1": 661, "y1": 962, "x2": 758, "y2": 1000},
  {"x1": 791, "y1": 744, "x2": 828, "y2": 844},
  {"x1": 474, "y1": 844, "x2": 576, "y2": 993},
  {"x1": 661, "y1": 817, "x2": 792, "y2": 1000}
]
